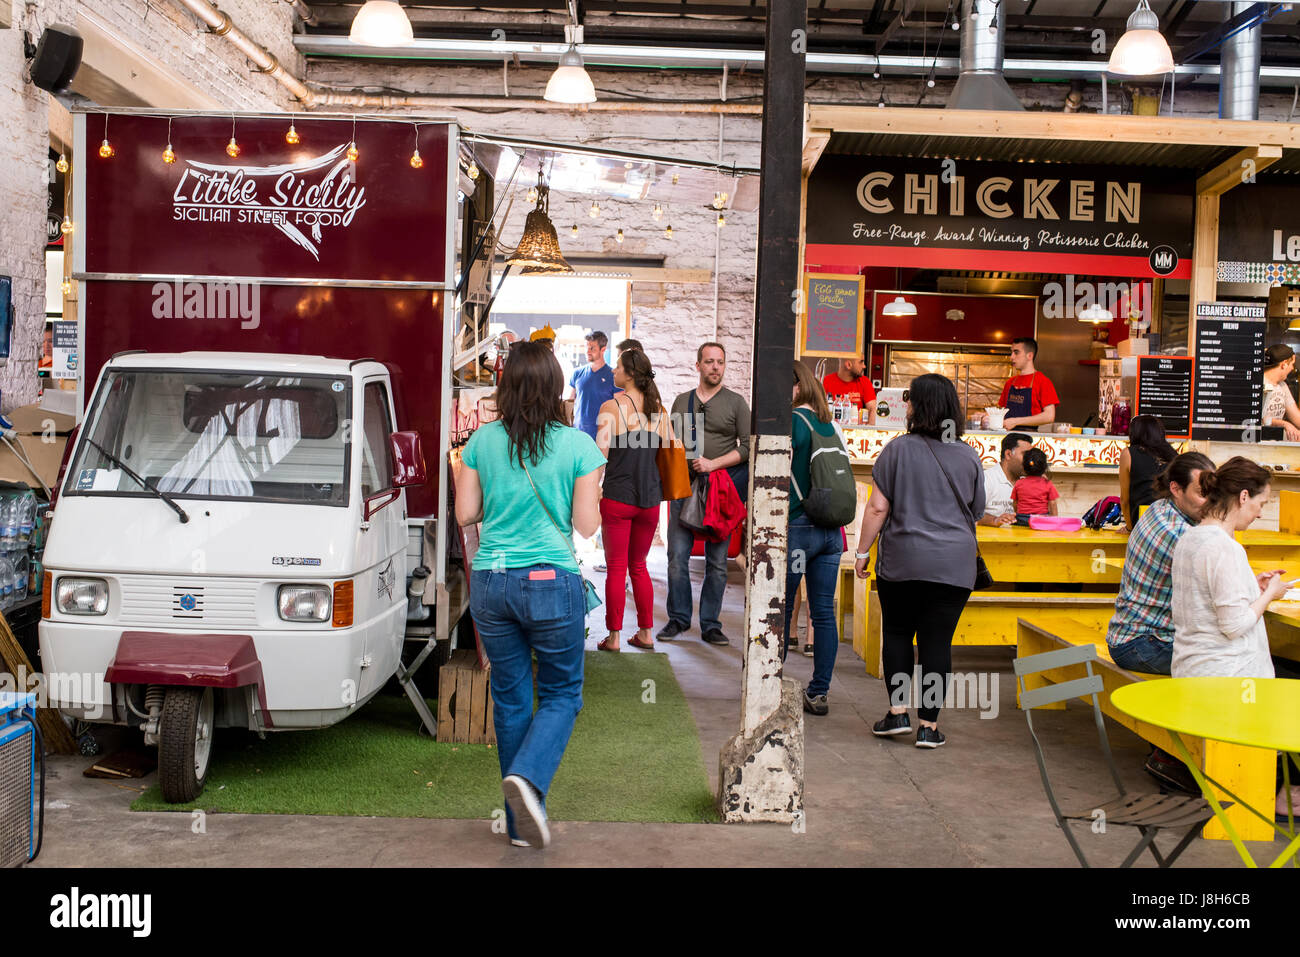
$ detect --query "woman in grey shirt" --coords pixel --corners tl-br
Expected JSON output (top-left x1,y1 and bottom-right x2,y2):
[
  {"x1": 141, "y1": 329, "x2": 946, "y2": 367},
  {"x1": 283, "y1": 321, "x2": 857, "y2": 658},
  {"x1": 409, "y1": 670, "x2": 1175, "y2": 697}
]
[{"x1": 853, "y1": 374, "x2": 985, "y2": 749}]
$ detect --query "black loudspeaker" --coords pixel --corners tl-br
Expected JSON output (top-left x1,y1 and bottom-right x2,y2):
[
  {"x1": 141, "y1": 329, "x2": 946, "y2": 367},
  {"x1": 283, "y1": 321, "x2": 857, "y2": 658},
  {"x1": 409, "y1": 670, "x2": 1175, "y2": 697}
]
[{"x1": 31, "y1": 25, "x2": 84, "y2": 94}]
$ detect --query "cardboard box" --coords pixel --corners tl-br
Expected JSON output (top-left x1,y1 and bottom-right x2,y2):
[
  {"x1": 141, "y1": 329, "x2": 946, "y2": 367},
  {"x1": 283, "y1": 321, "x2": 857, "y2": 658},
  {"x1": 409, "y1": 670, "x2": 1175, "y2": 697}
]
[
  {"x1": 0, "y1": 403, "x2": 76, "y2": 491},
  {"x1": 1116, "y1": 338, "x2": 1150, "y2": 357}
]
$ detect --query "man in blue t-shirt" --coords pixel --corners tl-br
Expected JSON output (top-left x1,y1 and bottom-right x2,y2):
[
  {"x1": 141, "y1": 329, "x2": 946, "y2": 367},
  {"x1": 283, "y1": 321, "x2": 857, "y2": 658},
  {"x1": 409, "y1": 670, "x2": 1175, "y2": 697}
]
[{"x1": 565, "y1": 331, "x2": 617, "y2": 439}]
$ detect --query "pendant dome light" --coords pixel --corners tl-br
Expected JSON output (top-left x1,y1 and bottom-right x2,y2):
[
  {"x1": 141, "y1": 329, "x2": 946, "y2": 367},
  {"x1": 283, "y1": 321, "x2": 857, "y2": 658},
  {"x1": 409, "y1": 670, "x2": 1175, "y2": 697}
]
[
  {"x1": 545, "y1": 4, "x2": 597, "y2": 104},
  {"x1": 880, "y1": 296, "x2": 917, "y2": 317},
  {"x1": 1108, "y1": 0, "x2": 1175, "y2": 76},
  {"x1": 349, "y1": 1, "x2": 415, "y2": 47}
]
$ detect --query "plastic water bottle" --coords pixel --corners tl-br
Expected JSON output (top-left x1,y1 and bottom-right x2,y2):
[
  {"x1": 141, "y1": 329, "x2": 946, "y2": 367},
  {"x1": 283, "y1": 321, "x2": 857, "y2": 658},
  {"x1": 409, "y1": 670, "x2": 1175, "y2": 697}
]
[
  {"x1": 12, "y1": 552, "x2": 28, "y2": 603},
  {"x1": 0, "y1": 556, "x2": 15, "y2": 610},
  {"x1": 0, "y1": 496, "x2": 15, "y2": 548},
  {"x1": 18, "y1": 493, "x2": 35, "y2": 546}
]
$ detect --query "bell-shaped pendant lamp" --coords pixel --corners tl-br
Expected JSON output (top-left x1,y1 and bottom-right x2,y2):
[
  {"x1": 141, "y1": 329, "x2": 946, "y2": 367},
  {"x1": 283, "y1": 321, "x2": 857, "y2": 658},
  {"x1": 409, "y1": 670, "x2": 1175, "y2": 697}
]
[
  {"x1": 1108, "y1": 0, "x2": 1175, "y2": 76},
  {"x1": 349, "y1": 1, "x2": 415, "y2": 47},
  {"x1": 506, "y1": 185, "x2": 573, "y2": 274},
  {"x1": 880, "y1": 296, "x2": 917, "y2": 316},
  {"x1": 544, "y1": 44, "x2": 597, "y2": 104}
]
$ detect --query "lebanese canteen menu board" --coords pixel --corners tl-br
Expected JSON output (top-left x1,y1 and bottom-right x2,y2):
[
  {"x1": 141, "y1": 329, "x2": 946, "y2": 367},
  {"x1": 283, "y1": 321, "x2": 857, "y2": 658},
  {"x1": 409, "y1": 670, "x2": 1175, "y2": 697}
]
[
  {"x1": 1136, "y1": 355, "x2": 1193, "y2": 438},
  {"x1": 801, "y1": 272, "x2": 864, "y2": 358},
  {"x1": 1191, "y1": 303, "x2": 1266, "y2": 438}
]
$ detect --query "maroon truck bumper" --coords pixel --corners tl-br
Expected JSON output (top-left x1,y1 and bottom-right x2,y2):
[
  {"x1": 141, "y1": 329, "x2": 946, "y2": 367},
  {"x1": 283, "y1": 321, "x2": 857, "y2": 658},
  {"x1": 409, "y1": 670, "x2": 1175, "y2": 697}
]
[{"x1": 105, "y1": 631, "x2": 273, "y2": 728}]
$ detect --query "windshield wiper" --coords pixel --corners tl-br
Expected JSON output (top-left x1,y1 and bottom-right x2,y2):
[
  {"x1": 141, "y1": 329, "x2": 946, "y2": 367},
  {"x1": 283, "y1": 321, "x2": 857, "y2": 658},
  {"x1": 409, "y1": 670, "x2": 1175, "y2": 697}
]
[{"x1": 86, "y1": 438, "x2": 190, "y2": 524}]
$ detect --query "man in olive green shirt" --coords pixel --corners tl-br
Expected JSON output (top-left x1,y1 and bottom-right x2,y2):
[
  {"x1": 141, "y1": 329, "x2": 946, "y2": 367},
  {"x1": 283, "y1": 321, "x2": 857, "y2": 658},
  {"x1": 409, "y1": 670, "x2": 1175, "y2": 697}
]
[{"x1": 659, "y1": 342, "x2": 751, "y2": 646}]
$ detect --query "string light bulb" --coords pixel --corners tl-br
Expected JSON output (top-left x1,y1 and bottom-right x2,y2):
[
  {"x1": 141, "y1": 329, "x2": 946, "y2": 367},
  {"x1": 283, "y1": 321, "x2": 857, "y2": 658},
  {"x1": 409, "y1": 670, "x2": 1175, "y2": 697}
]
[
  {"x1": 717, "y1": 212, "x2": 726, "y2": 228},
  {"x1": 408, "y1": 123, "x2": 422, "y2": 168},
  {"x1": 652, "y1": 203, "x2": 663, "y2": 221},
  {"x1": 664, "y1": 224, "x2": 673, "y2": 239},
  {"x1": 162, "y1": 117, "x2": 175, "y2": 165},
  {"x1": 589, "y1": 200, "x2": 600, "y2": 218},
  {"x1": 286, "y1": 120, "x2": 300, "y2": 145},
  {"x1": 60, "y1": 216, "x2": 73, "y2": 235},
  {"x1": 55, "y1": 153, "x2": 68, "y2": 174},
  {"x1": 571, "y1": 223, "x2": 579, "y2": 237},
  {"x1": 226, "y1": 114, "x2": 240, "y2": 158},
  {"x1": 671, "y1": 172, "x2": 679, "y2": 185},
  {"x1": 988, "y1": 14, "x2": 998, "y2": 34},
  {"x1": 927, "y1": 76, "x2": 936, "y2": 88},
  {"x1": 98, "y1": 114, "x2": 113, "y2": 158},
  {"x1": 468, "y1": 160, "x2": 479, "y2": 180},
  {"x1": 616, "y1": 228, "x2": 624, "y2": 244},
  {"x1": 527, "y1": 186, "x2": 539, "y2": 204},
  {"x1": 347, "y1": 116, "x2": 359, "y2": 163},
  {"x1": 61, "y1": 279, "x2": 73, "y2": 297}
]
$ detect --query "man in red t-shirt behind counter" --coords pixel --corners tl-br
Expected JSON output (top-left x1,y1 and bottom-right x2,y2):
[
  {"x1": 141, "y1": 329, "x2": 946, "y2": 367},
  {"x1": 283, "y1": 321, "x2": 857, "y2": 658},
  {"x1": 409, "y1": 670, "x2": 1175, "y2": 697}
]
[
  {"x1": 822, "y1": 356, "x2": 877, "y2": 424},
  {"x1": 990, "y1": 336, "x2": 1059, "y2": 432}
]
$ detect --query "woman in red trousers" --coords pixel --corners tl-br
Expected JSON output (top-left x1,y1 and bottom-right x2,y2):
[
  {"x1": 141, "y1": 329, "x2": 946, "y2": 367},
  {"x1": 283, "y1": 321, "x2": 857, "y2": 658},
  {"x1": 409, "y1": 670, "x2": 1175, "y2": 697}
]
[{"x1": 595, "y1": 348, "x2": 675, "y2": 650}]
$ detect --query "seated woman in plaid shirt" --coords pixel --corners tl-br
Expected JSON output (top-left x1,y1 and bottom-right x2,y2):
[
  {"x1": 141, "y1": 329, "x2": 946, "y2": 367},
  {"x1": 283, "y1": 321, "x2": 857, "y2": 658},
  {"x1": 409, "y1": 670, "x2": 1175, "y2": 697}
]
[{"x1": 1106, "y1": 451, "x2": 1214, "y2": 793}]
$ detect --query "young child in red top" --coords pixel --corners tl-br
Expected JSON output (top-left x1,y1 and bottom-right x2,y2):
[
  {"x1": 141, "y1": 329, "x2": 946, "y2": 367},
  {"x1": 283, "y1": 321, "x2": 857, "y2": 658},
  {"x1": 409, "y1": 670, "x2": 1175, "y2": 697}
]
[{"x1": 1011, "y1": 448, "x2": 1060, "y2": 516}]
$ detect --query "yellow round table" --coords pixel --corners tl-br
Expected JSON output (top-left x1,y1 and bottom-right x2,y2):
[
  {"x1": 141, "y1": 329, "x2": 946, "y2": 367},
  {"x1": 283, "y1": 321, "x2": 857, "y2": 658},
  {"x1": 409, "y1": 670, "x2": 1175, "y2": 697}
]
[{"x1": 1111, "y1": 677, "x2": 1300, "y2": 868}]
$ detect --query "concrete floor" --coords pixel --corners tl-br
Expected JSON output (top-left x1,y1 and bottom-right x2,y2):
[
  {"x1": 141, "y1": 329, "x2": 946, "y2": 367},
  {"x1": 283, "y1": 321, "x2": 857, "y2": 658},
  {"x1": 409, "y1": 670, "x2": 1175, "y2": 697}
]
[{"x1": 31, "y1": 550, "x2": 1286, "y2": 867}]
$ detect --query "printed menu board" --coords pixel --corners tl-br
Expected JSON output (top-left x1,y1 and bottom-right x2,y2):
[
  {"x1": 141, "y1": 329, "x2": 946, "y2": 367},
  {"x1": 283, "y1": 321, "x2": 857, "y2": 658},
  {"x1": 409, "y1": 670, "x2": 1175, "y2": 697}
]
[
  {"x1": 1191, "y1": 302, "x2": 1266, "y2": 439},
  {"x1": 1136, "y1": 355, "x2": 1193, "y2": 438},
  {"x1": 801, "y1": 272, "x2": 864, "y2": 358}
]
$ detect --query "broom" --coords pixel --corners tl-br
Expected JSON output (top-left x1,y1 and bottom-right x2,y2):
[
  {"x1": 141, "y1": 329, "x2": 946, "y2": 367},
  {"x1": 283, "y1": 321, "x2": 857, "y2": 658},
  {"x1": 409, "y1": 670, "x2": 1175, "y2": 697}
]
[{"x1": 0, "y1": 610, "x2": 78, "y2": 754}]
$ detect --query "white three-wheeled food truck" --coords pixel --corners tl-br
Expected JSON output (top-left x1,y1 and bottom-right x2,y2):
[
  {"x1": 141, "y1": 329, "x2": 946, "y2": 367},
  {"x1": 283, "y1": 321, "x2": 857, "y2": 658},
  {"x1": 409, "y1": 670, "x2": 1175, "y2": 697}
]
[{"x1": 40, "y1": 110, "x2": 478, "y2": 801}]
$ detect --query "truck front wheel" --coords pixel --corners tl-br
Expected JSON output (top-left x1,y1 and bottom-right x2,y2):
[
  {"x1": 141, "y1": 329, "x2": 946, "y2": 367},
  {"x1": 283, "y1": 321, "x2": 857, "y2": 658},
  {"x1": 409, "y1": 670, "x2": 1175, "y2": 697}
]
[{"x1": 158, "y1": 687, "x2": 215, "y2": 803}]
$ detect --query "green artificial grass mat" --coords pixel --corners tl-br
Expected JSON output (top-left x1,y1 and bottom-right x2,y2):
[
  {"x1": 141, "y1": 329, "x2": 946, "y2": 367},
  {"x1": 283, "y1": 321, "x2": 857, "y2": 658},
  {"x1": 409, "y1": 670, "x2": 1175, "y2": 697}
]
[{"x1": 132, "y1": 651, "x2": 719, "y2": 823}]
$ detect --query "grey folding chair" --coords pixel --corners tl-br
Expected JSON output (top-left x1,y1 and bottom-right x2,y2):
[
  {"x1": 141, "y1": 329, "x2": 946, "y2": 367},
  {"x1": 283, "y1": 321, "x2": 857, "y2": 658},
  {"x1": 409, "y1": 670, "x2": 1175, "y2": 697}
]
[{"x1": 1013, "y1": 644, "x2": 1218, "y2": 868}]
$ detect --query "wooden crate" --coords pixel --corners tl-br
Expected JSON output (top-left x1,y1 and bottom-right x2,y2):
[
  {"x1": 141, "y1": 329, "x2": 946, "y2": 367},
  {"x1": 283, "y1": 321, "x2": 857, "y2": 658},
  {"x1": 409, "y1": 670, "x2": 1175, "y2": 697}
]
[{"x1": 436, "y1": 649, "x2": 495, "y2": 744}]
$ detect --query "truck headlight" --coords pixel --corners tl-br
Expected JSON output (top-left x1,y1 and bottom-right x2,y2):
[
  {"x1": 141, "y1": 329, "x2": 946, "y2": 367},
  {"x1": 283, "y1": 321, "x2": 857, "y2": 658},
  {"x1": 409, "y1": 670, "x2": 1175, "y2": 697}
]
[
  {"x1": 277, "y1": 584, "x2": 332, "y2": 622},
  {"x1": 56, "y1": 578, "x2": 109, "y2": 616}
]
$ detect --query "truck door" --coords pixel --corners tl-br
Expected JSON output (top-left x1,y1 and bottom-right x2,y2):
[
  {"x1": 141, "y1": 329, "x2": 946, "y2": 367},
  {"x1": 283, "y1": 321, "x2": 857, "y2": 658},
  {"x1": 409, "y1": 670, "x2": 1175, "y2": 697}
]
[{"x1": 357, "y1": 378, "x2": 406, "y2": 698}]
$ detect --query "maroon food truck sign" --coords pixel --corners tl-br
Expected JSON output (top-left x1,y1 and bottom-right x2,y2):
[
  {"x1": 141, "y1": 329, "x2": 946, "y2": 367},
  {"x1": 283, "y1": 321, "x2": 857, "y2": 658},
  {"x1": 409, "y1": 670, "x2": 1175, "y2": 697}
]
[{"x1": 73, "y1": 110, "x2": 456, "y2": 521}]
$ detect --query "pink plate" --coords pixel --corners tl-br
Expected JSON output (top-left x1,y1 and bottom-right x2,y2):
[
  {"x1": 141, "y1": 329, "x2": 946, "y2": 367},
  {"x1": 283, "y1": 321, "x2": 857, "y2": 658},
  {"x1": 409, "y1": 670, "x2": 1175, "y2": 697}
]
[{"x1": 1028, "y1": 516, "x2": 1083, "y2": 532}]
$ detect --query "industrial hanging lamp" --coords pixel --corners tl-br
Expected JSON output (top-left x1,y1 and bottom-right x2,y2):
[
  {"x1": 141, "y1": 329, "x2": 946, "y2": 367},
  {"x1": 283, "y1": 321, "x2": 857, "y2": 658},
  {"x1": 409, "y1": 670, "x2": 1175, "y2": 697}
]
[
  {"x1": 881, "y1": 296, "x2": 917, "y2": 316},
  {"x1": 545, "y1": 5, "x2": 596, "y2": 104},
  {"x1": 1108, "y1": 0, "x2": 1175, "y2": 76},
  {"x1": 349, "y1": 1, "x2": 414, "y2": 47},
  {"x1": 1078, "y1": 302, "x2": 1114, "y2": 323},
  {"x1": 506, "y1": 184, "x2": 573, "y2": 274}
]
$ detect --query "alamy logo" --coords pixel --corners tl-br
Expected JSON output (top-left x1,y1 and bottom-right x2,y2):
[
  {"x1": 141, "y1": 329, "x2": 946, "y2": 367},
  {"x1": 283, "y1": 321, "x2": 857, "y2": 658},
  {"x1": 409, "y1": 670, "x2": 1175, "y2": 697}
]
[
  {"x1": 49, "y1": 887, "x2": 151, "y2": 937},
  {"x1": 170, "y1": 143, "x2": 367, "y2": 260},
  {"x1": 151, "y1": 280, "x2": 260, "y2": 330}
]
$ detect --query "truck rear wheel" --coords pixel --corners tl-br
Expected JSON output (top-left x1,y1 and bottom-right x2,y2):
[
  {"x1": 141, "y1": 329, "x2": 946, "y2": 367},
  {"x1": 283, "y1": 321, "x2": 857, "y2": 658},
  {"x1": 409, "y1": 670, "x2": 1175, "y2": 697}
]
[{"x1": 158, "y1": 687, "x2": 214, "y2": 803}]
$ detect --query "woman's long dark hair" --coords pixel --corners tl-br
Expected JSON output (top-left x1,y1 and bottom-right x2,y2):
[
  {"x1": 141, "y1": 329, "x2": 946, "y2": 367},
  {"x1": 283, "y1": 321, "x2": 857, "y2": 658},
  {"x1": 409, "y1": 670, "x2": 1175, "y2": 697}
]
[
  {"x1": 793, "y1": 362, "x2": 831, "y2": 423},
  {"x1": 907, "y1": 373, "x2": 964, "y2": 439},
  {"x1": 1198, "y1": 456, "x2": 1272, "y2": 518},
  {"x1": 619, "y1": 348, "x2": 662, "y2": 417},
  {"x1": 496, "y1": 340, "x2": 566, "y2": 468},
  {"x1": 1153, "y1": 451, "x2": 1214, "y2": 499},
  {"x1": 1128, "y1": 414, "x2": 1177, "y2": 463}
]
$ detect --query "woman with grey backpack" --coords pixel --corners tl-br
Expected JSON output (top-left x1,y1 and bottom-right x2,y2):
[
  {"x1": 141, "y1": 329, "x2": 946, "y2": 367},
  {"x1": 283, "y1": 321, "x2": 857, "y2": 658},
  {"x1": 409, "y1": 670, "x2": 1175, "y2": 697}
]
[
  {"x1": 853, "y1": 374, "x2": 985, "y2": 749},
  {"x1": 785, "y1": 363, "x2": 856, "y2": 716}
]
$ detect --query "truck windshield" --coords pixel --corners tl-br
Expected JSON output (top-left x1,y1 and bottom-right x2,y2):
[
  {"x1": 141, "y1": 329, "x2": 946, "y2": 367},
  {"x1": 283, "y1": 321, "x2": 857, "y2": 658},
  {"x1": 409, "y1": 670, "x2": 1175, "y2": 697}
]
[{"x1": 64, "y1": 369, "x2": 352, "y2": 506}]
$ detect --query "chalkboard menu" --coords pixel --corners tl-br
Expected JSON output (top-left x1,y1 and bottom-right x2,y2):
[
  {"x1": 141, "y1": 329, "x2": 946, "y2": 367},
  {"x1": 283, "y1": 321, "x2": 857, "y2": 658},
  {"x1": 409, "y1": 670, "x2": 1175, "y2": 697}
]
[
  {"x1": 1136, "y1": 355, "x2": 1193, "y2": 437},
  {"x1": 801, "y1": 272, "x2": 865, "y2": 358},
  {"x1": 1191, "y1": 303, "x2": 1266, "y2": 439}
]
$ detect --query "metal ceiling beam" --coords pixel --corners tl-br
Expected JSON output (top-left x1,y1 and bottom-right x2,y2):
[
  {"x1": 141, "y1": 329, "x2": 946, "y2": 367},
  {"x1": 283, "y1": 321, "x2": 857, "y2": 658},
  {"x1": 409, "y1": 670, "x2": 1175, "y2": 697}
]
[
  {"x1": 293, "y1": 34, "x2": 1300, "y2": 83},
  {"x1": 1176, "y1": 1, "x2": 1281, "y2": 62}
]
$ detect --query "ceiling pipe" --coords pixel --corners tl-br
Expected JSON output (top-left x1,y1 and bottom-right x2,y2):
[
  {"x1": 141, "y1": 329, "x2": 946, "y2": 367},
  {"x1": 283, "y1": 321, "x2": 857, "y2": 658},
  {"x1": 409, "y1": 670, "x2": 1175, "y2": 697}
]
[
  {"x1": 1219, "y1": 0, "x2": 1261, "y2": 120},
  {"x1": 172, "y1": 0, "x2": 314, "y2": 104},
  {"x1": 948, "y1": 0, "x2": 1025, "y2": 110}
]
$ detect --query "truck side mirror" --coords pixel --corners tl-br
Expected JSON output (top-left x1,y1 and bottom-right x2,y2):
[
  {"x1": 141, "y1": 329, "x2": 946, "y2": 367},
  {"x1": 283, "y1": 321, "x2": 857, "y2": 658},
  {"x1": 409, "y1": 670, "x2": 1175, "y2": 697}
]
[{"x1": 390, "y1": 431, "x2": 426, "y2": 488}]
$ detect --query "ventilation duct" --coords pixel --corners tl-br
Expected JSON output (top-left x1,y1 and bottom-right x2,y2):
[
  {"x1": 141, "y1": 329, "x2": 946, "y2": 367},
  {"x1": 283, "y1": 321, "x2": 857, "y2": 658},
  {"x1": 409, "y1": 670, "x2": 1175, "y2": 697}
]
[
  {"x1": 1219, "y1": 1, "x2": 1261, "y2": 120},
  {"x1": 948, "y1": 0, "x2": 1024, "y2": 111}
]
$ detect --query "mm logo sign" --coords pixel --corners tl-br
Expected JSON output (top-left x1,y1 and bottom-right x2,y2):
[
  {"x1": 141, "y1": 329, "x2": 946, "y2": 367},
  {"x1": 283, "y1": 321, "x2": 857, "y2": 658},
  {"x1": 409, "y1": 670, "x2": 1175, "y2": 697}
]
[{"x1": 1149, "y1": 245, "x2": 1179, "y2": 276}]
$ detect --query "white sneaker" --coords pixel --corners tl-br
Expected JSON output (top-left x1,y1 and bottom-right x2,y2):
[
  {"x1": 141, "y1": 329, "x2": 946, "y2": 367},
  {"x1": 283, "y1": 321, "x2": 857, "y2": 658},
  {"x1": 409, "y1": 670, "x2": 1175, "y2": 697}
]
[{"x1": 502, "y1": 774, "x2": 550, "y2": 848}]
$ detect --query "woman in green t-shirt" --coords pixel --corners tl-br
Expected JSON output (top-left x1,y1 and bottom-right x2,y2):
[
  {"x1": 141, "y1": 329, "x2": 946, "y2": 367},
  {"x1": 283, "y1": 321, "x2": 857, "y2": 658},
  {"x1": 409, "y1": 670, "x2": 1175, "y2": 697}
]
[{"x1": 455, "y1": 341, "x2": 605, "y2": 849}]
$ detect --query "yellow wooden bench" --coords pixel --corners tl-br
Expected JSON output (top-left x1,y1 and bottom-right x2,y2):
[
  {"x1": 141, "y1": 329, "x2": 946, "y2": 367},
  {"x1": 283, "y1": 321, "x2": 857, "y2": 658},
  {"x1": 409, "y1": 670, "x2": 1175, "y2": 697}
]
[{"x1": 1016, "y1": 616, "x2": 1276, "y2": 842}]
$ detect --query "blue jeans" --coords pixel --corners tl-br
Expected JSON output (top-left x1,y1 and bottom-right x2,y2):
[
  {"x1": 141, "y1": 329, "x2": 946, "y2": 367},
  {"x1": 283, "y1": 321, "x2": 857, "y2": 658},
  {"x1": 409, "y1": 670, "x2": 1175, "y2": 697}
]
[
  {"x1": 782, "y1": 517, "x2": 845, "y2": 697},
  {"x1": 1109, "y1": 633, "x2": 1173, "y2": 675},
  {"x1": 470, "y1": 565, "x2": 586, "y2": 841},
  {"x1": 666, "y1": 497, "x2": 728, "y2": 633}
]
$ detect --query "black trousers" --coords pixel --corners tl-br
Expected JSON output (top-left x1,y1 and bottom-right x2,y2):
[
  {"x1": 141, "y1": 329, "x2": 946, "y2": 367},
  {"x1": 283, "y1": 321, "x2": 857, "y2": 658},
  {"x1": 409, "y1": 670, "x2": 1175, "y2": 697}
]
[{"x1": 877, "y1": 578, "x2": 973, "y2": 723}]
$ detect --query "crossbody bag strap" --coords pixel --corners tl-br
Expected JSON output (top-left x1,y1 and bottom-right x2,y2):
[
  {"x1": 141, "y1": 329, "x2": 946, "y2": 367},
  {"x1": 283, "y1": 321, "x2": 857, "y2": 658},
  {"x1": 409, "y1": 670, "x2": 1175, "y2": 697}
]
[
  {"x1": 920, "y1": 436, "x2": 978, "y2": 536},
  {"x1": 521, "y1": 458, "x2": 584, "y2": 569}
]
